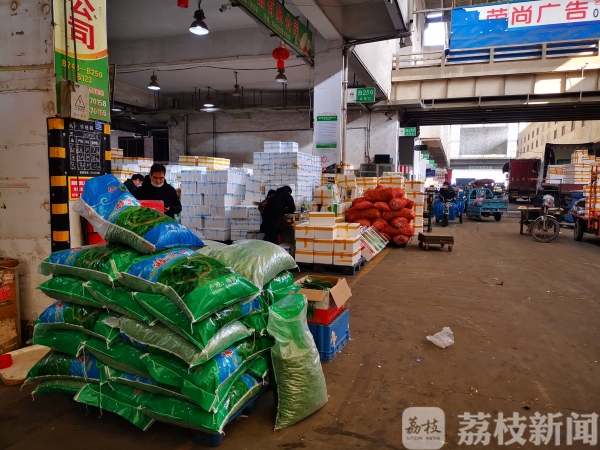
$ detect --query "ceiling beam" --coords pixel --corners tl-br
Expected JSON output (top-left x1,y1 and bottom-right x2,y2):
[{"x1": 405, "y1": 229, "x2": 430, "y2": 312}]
[{"x1": 290, "y1": 0, "x2": 343, "y2": 41}]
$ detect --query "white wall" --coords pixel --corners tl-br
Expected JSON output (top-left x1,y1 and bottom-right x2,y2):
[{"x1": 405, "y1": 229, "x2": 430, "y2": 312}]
[
  {"x1": 0, "y1": 2, "x2": 55, "y2": 325},
  {"x1": 353, "y1": 40, "x2": 394, "y2": 99}
]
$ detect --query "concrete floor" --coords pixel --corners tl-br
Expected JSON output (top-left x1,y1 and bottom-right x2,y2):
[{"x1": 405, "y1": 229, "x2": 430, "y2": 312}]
[{"x1": 1, "y1": 211, "x2": 600, "y2": 449}]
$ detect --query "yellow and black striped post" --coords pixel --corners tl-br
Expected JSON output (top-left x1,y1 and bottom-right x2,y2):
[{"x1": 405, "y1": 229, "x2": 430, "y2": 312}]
[
  {"x1": 103, "y1": 123, "x2": 111, "y2": 174},
  {"x1": 48, "y1": 118, "x2": 70, "y2": 252}
]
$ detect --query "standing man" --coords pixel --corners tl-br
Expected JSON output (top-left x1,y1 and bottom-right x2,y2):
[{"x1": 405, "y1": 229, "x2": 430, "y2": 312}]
[
  {"x1": 124, "y1": 173, "x2": 144, "y2": 195},
  {"x1": 260, "y1": 186, "x2": 295, "y2": 244},
  {"x1": 258, "y1": 189, "x2": 276, "y2": 218},
  {"x1": 134, "y1": 164, "x2": 182, "y2": 218}
]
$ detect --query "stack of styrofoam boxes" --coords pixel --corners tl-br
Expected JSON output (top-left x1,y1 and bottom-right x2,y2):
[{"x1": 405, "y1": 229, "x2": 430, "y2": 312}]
[
  {"x1": 355, "y1": 176, "x2": 378, "y2": 190},
  {"x1": 404, "y1": 180, "x2": 426, "y2": 236},
  {"x1": 263, "y1": 141, "x2": 299, "y2": 153},
  {"x1": 230, "y1": 205, "x2": 262, "y2": 241},
  {"x1": 179, "y1": 168, "x2": 207, "y2": 239},
  {"x1": 199, "y1": 170, "x2": 249, "y2": 241},
  {"x1": 312, "y1": 185, "x2": 341, "y2": 213},
  {"x1": 547, "y1": 165, "x2": 564, "y2": 184},
  {"x1": 583, "y1": 166, "x2": 600, "y2": 217},
  {"x1": 378, "y1": 174, "x2": 406, "y2": 190},
  {"x1": 308, "y1": 212, "x2": 338, "y2": 265},
  {"x1": 243, "y1": 176, "x2": 263, "y2": 204},
  {"x1": 333, "y1": 223, "x2": 362, "y2": 266},
  {"x1": 179, "y1": 156, "x2": 230, "y2": 170}
]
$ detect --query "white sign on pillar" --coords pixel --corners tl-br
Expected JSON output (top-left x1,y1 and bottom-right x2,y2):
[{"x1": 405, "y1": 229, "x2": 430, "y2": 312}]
[{"x1": 313, "y1": 37, "x2": 344, "y2": 172}]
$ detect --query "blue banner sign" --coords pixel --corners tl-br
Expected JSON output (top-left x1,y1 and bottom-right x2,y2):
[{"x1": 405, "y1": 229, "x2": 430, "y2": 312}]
[{"x1": 450, "y1": 0, "x2": 600, "y2": 50}]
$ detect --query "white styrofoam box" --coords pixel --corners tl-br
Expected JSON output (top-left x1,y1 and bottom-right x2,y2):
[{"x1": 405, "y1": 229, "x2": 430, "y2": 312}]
[
  {"x1": 295, "y1": 238, "x2": 314, "y2": 252},
  {"x1": 309, "y1": 212, "x2": 337, "y2": 226},
  {"x1": 180, "y1": 182, "x2": 196, "y2": 195},
  {"x1": 181, "y1": 205, "x2": 196, "y2": 218},
  {"x1": 210, "y1": 205, "x2": 232, "y2": 218},
  {"x1": 313, "y1": 225, "x2": 337, "y2": 240},
  {"x1": 334, "y1": 236, "x2": 361, "y2": 253},
  {"x1": 404, "y1": 180, "x2": 426, "y2": 193},
  {"x1": 248, "y1": 208, "x2": 262, "y2": 220},
  {"x1": 192, "y1": 217, "x2": 204, "y2": 229},
  {"x1": 264, "y1": 141, "x2": 283, "y2": 152},
  {"x1": 196, "y1": 204, "x2": 210, "y2": 216},
  {"x1": 295, "y1": 223, "x2": 314, "y2": 239},
  {"x1": 204, "y1": 217, "x2": 231, "y2": 229},
  {"x1": 245, "y1": 190, "x2": 263, "y2": 203},
  {"x1": 333, "y1": 249, "x2": 361, "y2": 266},
  {"x1": 413, "y1": 205, "x2": 425, "y2": 217},
  {"x1": 192, "y1": 228, "x2": 205, "y2": 240},
  {"x1": 295, "y1": 250, "x2": 313, "y2": 264},
  {"x1": 337, "y1": 173, "x2": 357, "y2": 188},
  {"x1": 253, "y1": 152, "x2": 271, "y2": 163},
  {"x1": 231, "y1": 229, "x2": 248, "y2": 241},
  {"x1": 313, "y1": 251, "x2": 333, "y2": 265},
  {"x1": 181, "y1": 217, "x2": 194, "y2": 228},
  {"x1": 313, "y1": 239, "x2": 334, "y2": 252},
  {"x1": 281, "y1": 142, "x2": 299, "y2": 151},
  {"x1": 335, "y1": 222, "x2": 361, "y2": 238},
  {"x1": 231, "y1": 218, "x2": 262, "y2": 230},
  {"x1": 245, "y1": 177, "x2": 262, "y2": 191},
  {"x1": 180, "y1": 193, "x2": 195, "y2": 205},
  {"x1": 413, "y1": 223, "x2": 423, "y2": 236},
  {"x1": 312, "y1": 188, "x2": 338, "y2": 205},
  {"x1": 202, "y1": 228, "x2": 231, "y2": 241},
  {"x1": 231, "y1": 205, "x2": 250, "y2": 219},
  {"x1": 204, "y1": 193, "x2": 236, "y2": 207},
  {"x1": 405, "y1": 191, "x2": 425, "y2": 202}
]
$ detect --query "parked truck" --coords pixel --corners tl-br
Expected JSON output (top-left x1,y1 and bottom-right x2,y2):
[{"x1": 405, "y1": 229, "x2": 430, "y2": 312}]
[{"x1": 504, "y1": 142, "x2": 600, "y2": 208}]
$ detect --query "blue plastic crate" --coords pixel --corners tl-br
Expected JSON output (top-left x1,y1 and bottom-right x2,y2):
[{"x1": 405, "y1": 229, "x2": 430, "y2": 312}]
[{"x1": 308, "y1": 308, "x2": 350, "y2": 362}]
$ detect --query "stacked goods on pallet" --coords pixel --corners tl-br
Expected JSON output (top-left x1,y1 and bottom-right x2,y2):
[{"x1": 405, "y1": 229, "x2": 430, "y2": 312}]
[
  {"x1": 583, "y1": 165, "x2": 600, "y2": 216},
  {"x1": 345, "y1": 185, "x2": 415, "y2": 246},
  {"x1": 296, "y1": 276, "x2": 352, "y2": 362},
  {"x1": 180, "y1": 169, "x2": 250, "y2": 242},
  {"x1": 253, "y1": 142, "x2": 321, "y2": 208},
  {"x1": 562, "y1": 150, "x2": 600, "y2": 185},
  {"x1": 179, "y1": 156, "x2": 230, "y2": 170},
  {"x1": 230, "y1": 205, "x2": 263, "y2": 241},
  {"x1": 31, "y1": 175, "x2": 324, "y2": 437},
  {"x1": 110, "y1": 152, "x2": 154, "y2": 185},
  {"x1": 404, "y1": 180, "x2": 426, "y2": 236}
]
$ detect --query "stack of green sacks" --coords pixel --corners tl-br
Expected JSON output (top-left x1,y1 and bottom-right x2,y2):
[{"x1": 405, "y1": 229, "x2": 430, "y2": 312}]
[{"x1": 27, "y1": 238, "x2": 299, "y2": 435}]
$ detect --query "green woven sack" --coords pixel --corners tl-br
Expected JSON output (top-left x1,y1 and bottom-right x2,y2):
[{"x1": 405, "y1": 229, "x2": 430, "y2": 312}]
[
  {"x1": 25, "y1": 351, "x2": 101, "y2": 384},
  {"x1": 29, "y1": 328, "x2": 88, "y2": 356},
  {"x1": 83, "y1": 337, "x2": 150, "y2": 378},
  {"x1": 101, "y1": 365, "x2": 188, "y2": 401},
  {"x1": 86, "y1": 280, "x2": 158, "y2": 325},
  {"x1": 38, "y1": 276, "x2": 102, "y2": 308},
  {"x1": 268, "y1": 294, "x2": 328, "y2": 430},
  {"x1": 32, "y1": 379, "x2": 88, "y2": 397},
  {"x1": 74, "y1": 382, "x2": 155, "y2": 431}
]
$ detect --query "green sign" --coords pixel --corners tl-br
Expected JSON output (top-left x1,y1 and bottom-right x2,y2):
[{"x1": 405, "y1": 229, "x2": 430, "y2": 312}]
[
  {"x1": 347, "y1": 87, "x2": 375, "y2": 103},
  {"x1": 400, "y1": 127, "x2": 418, "y2": 137},
  {"x1": 422, "y1": 153, "x2": 429, "y2": 159},
  {"x1": 54, "y1": 0, "x2": 110, "y2": 122},
  {"x1": 315, "y1": 115, "x2": 338, "y2": 149},
  {"x1": 236, "y1": 0, "x2": 313, "y2": 64},
  {"x1": 414, "y1": 144, "x2": 428, "y2": 150}
]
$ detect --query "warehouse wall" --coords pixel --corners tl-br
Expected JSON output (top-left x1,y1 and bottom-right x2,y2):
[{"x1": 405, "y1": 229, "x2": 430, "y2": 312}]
[
  {"x1": 0, "y1": 2, "x2": 55, "y2": 329},
  {"x1": 173, "y1": 109, "x2": 397, "y2": 168}
]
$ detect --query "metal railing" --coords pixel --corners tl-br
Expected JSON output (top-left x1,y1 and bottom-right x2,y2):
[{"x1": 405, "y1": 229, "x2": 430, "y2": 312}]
[{"x1": 393, "y1": 39, "x2": 600, "y2": 69}]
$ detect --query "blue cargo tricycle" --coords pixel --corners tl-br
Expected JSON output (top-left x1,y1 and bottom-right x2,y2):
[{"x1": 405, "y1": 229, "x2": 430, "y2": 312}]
[
  {"x1": 433, "y1": 197, "x2": 463, "y2": 227},
  {"x1": 464, "y1": 188, "x2": 509, "y2": 221}
]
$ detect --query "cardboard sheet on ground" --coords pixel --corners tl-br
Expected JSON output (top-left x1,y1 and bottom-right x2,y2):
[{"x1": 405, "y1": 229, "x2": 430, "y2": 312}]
[{"x1": 0, "y1": 345, "x2": 51, "y2": 386}]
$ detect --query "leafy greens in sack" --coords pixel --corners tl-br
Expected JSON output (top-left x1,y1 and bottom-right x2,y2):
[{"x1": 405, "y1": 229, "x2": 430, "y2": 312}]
[
  {"x1": 29, "y1": 328, "x2": 88, "y2": 356},
  {"x1": 39, "y1": 244, "x2": 140, "y2": 286},
  {"x1": 101, "y1": 366, "x2": 188, "y2": 400},
  {"x1": 32, "y1": 379, "x2": 88, "y2": 397},
  {"x1": 37, "y1": 276, "x2": 103, "y2": 308},
  {"x1": 142, "y1": 370, "x2": 266, "y2": 434},
  {"x1": 73, "y1": 174, "x2": 204, "y2": 254},
  {"x1": 75, "y1": 382, "x2": 155, "y2": 431},
  {"x1": 134, "y1": 291, "x2": 264, "y2": 350},
  {"x1": 35, "y1": 301, "x2": 120, "y2": 345},
  {"x1": 141, "y1": 339, "x2": 272, "y2": 412},
  {"x1": 268, "y1": 294, "x2": 328, "y2": 430},
  {"x1": 116, "y1": 249, "x2": 259, "y2": 323},
  {"x1": 85, "y1": 280, "x2": 158, "y2": 325},
  {"x1": 83, "y1": 337, "x2": 151, "y2": 378},
  {"x1": 26, "y1": 352, "x2": 101, "y2": 384},
  {"x1": 207, "y1": 240, "x2": 297, "y2": 287}
]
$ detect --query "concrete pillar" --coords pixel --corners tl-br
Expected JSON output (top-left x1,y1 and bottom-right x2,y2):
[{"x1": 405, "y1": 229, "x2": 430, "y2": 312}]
[
  {"x1": 0, "y1": 1, "x2": 56, "y2": 337},
  {"x1": 313, "y1": 36, "x2": 345, "y2": 172}
]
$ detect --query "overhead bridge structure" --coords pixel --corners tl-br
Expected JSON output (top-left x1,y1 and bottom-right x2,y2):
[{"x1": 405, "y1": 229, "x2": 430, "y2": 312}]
[{"x1": 381, "y1": 39, "x2": 600, "y2": 126}]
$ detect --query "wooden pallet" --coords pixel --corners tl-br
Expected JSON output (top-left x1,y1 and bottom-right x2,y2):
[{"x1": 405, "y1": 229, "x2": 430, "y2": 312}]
[{"x1": 297, "y1": 257, "x2": 367, "y2": 275}]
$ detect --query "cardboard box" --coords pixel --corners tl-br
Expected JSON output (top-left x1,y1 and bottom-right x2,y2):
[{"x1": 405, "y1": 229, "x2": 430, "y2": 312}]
[
  {"x1": 333, "y1": 249, "x2": 362, "y2": 266},
  {"x1": 314, "y1": 239, "x2": 334, "y2": 252},
  {"x1": 295, "y1": 250, "x2": 314, "y2": 264},
  {"x1": 334, "y1": 236, "x2": 361, "y2": 253},
  {"x1": 313, "y1": 225, "x2": 337, "y2": 240},
  {"x1": 295, "y1": 223, "x2": 314, "y2": 239},
  {"x1": 295, "y1": 238, "x2": 314, "y2": 251},
  {"x1": 336, "y1": 222, "x2": 361, "y2": 238},
  {"x1": 296, "y1": 275, "x2": 352, "y2": 310},
  {"x1": 313, "y1": 251, "x2": 333, "y2": 265}
]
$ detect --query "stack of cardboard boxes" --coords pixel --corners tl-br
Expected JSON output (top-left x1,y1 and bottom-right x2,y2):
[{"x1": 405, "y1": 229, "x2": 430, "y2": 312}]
[{"x1": 404, "y1": 180, "x2": 426, "y2": 236}]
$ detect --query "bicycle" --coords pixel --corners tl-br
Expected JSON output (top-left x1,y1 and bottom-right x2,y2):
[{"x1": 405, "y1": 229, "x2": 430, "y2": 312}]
[{"x1": 530, "y1": 204, "x2": 560, "y2": 243}]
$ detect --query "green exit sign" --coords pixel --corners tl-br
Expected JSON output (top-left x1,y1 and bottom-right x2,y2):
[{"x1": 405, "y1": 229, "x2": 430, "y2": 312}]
[
  {"x1": 422, "y1": 153, "x2": 429, "y2": 159},
  {"x1": 400, "y1": 127, "x2": 418, "y2": 137},
  {"x1": 347, "y1": 88, "x2": 375, "y2": 103}
]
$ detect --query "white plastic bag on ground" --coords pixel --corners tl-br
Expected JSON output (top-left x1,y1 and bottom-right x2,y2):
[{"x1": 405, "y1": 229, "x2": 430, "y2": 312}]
[{"x1": 426, "y1": 327, "x2": 454, "y2": 348}]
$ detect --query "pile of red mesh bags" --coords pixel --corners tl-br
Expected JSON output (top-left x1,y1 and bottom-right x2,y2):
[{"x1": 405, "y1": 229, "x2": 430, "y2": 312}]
[{"x1": 346, "y1": 185, "x2": 414, "y2": 246}]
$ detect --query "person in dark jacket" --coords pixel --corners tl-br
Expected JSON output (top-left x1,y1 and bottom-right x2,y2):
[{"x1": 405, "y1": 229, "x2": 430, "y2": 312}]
[
  {"x1": 258, "y1": 190, "x2": 276, "y2": 218},
  {"x1": 134, "y1": 164, "x2": 182, "y2": 218},
  {"x1": 260, "y1": 186, "x2": 295, "y2": 244},
  {"x1": 439, "y1": 181, "x2": 456, "y2": 202},
  {"x1": 124, "y1": 173, "x2": 144, "y2": 195}
]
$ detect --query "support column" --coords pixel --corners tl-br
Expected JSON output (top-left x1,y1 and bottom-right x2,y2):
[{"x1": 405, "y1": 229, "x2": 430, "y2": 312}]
[{"x1": 313, "y1": 36, "x2": 345, "y2": 173}]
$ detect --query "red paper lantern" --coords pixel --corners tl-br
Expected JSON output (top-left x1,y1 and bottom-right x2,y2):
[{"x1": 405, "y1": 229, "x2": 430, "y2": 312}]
[
  {"x1": 272, "y1": 46, "x2": 290, "y2": 61},
  {"x1": 178, "y1": 0, "x2": 189, "y2": 7}
]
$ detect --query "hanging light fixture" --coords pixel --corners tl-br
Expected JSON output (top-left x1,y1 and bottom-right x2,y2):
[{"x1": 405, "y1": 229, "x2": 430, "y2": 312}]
[
  {"x1": 148, "y1": 72, "x2": 160, "y2": 90},
  {"x1": 204, "y1": 87, "x2": 214, "y2": 107},
  {"x1": 189, "y1": 0, "x2": 209, "y2": 35},
  {"x1": 272, "y1": 45, "x2": 290, "y2": 83},
  {"x1": 232, "y1": 71, "x2": 241, "y2": 97}
]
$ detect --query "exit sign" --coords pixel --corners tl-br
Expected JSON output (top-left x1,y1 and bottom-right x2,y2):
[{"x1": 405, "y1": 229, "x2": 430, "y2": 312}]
[
  {"x1": 347, "y1": 88, "x2": 375, "y2": 103},
  {"x1": 400, "y1": 127, "x2": 417, "y2": 137}
]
